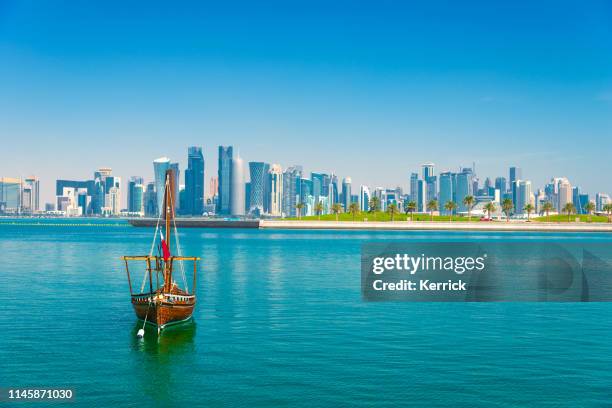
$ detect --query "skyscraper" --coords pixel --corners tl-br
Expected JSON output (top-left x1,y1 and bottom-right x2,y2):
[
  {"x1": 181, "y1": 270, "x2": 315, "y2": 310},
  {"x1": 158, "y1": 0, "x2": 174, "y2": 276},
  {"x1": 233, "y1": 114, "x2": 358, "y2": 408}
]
[
  {"x1": 342, "y1": 177, "x2": 352, "y2": 210},
  {"x1": 558, "y1": 179, "x2": 572, "y2": 211},
  {"x1": 494, "y1": 177, "x2": 507, "y2": 194},
  {"x1": 230, "y1": 154, "x2": 245, "y2": 216},
  {"x1": 144, "y1": 182, "x2": 157, "y2": 217},
  {"x1": 596, "y1": 193, "x2": 611, "y2": 211},
  {"x1": 185, "y1": 146, "x2": 205, "y2": 216},
  {"x1": 217, "y1": 146, "x2": 233, "y2": 215},
  {"x1": 22, "y1": 176, "x2": 40, "y2": 213},
  {"x1": 248, "y1": 162, "x2": 270, "y2": 214},
  {"x1": 153, "y1": 158, "x2": 171, "y2": 216},
  {"x1": 509, "y1": 167, "x2": 522, "y2": 186},
  {"x1": 515, "y1": 180, "x2": 532, "y2": 214},
  {"x1": 128, "y1": 176, "x2": 144, "y2": 214},
  {"x1": 438, "y1": 171, "x2": 455, "y2": 215},
  {"x1": 359, "y1": 185, "x2": 370, "y2": 212},
  {"x1": 416, "y1": 180, "x2": 427, "y2": 212},
  {"x1": 455, "y1": 169, "x2": 473, "y2": 212},
  {"x1": 409, "y1": 173, "x2": 419, "y2": 203},
  {"x1": 0, "y1": 177, "x2": 22, "y2": 213},
  {"x1": 282, "y1": 166, "x2": 302, "y2": 217},
  {"x1": 269, "y1": 164, "x2": 283, "y2": 216}
]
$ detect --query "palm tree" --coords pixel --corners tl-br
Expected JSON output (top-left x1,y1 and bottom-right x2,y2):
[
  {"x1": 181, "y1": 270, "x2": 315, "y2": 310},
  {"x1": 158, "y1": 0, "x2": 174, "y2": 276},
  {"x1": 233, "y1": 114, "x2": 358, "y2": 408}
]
[
  {"x1": 444, "y1": 201, "x2": 457, "y2": 222},
  {"x1": 404, "y1": 201, "x2": 417, "y2": 221},
  {"x1": 295, "y1": 202, "x2": 304, "y2": 220},
  {"x1": 463, "y1": 195, "x2": 476, "y2": 221},
  {"x1": 369, "y1": 197, "x2": 380, "y2": 221},
  {"x1": 541, "y1": 201, "x2": 554, "y2": 223},
  {"x1": 484, "y1": 202, "x2": 496, "y2": 220},
  {"x1": 562, "y1": 202, "x2": 576, "y2": 222},
  {"x1": 348, "y1": 202, "x2": 360, "y2": 221},
  {"x1": 387, "y1": 202, "x2": 398, "y2": 221},
  {"x1": 584, "y1": 201, "x2": 596, "y2": 222},
  {"x1": 604, "y1": 203, "x2": 612, "y2": 223},
  {"x1": 331, "y1": 203, "x2": 343, "y2": 221},
  {"x1": 314, "y1": 201, "x2": 324, "y2": 220},
  {"x1": 523, "y1": 203, "x2": 535, "y2": 222},
  {"x1": 502, "y1": 198, "x2": 513, "y2": 222},
  {"x1": 426, "y1": 199, "x2": 438, "y2": 221}
]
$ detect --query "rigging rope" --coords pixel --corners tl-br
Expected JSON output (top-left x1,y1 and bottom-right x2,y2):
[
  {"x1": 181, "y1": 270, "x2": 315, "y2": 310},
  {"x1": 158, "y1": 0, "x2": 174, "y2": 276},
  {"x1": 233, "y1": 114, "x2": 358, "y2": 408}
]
[
  {"x1": 140, "y1": 188, "x2": 163, "y2": 293},
  {"x1": 166, "y1": 178, "x2": 188, "y2": 290}
]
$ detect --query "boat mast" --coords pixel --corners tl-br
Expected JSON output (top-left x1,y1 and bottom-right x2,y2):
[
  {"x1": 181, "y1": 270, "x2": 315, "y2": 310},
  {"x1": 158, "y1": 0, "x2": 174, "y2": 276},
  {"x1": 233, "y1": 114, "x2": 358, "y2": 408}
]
[{"x1": 163, "y1": 168, "x2": 175, "y2": 292}]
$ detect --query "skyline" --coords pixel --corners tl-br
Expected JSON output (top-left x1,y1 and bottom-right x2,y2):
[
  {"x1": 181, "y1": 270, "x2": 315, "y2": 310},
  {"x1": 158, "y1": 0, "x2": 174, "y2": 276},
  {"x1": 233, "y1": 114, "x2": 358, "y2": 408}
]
[
  {"x1": 1, "y1": 1, "x2": 611, "y2": 203},
  {"x1": 3, "y1": 146, "x2": 612, "y2": 207}
]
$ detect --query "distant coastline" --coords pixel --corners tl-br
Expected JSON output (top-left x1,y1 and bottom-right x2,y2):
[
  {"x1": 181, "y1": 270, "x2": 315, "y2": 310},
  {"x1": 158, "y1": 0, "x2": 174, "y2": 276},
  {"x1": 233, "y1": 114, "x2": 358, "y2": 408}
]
[{"x1": 122, "y1": 218, "x2": 612, "y2": 232}]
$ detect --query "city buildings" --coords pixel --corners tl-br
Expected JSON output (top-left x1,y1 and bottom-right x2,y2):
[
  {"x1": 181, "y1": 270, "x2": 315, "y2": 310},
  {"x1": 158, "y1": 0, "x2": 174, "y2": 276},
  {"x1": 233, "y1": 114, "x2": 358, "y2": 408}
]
[
  {"x1": 269, "y1": 164, "x2": 283, "y2": 216},
  {"x1": 128, "y1": 177, "x2": 144, "y2": 215},
  {"x1": 184, "y1": 146, "x2": 205, "y2": 216},
  {"x1": 248, "y1": 162, "x2": 270, "y2": 215},
  {"x1": 217, "y1": 146, "x2": 233, "y2": 215},
  {"x1": 230, "y1": 154, "x2": 245, "y2": 216}
]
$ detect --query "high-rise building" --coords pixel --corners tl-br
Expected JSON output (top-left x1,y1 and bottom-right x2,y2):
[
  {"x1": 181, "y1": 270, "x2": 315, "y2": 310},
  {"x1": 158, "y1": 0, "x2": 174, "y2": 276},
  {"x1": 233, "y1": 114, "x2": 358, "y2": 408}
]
[
  {"x1": 230, "y1": 154, "x2": 245, "y2": 216},
  {"x1": 208, "y1": 177, "x2": 219, "y2": 200},
  {"x1": 558, "y1": 179, "x2": 572, "y2": 211},
  {"x1": 455, "y1": 169, "x2": 473, "y2": 212},
  {"x1": 21, "y1": 176, "x2": 40, "y2": 213},
  {"x1": 515, "y1": 180, "x2": 532, "y2": 214},
  {"x1": 153, "y1": 158, "x2": 171, "y2": 216},
  {"x1": 359, "y1": 185, "x2": 370, "y2": 212},
  {"x1": 282, "y1": 166, "x2": 302, "y2": 217},
  {"x1": 311, "y1": 173, "x2": 325, "y2": 203},
  {"x1": 0, "y1": 177, "x2": 22, "y2": 214},
  {"x1": 422, "y1": 163, "x2": 435, "y2": 181},
  {"x1": 416, "y1": 180, "x2": 427, "y2": 212},
  {"x1": 185, "y1": 146, "x2": 205, "y2": 216},
  {"x1": 92, "y1": 168, "x2": 112, "y2": 215},
  {"x1": 144, "y1": 182, "x2": 157, "y2": 217},
  {"x1": 269, "y1": 164, "x2": 283, "y2": 216},
  {"x1": 494, "y1": 177, "x2": 507, "y2": 194},
  {"x1": 438, "y1": 171, "x2": 455, "y2": 215},
  {"x1": 217, "y1": 146, "x2": 233, "y2": 215},
  {"x1": 128, "y1": 176, "x2": 144, "y2": 214},
  {"x1": 342, "y1": 177, "x2": 352, "y2": 210},
  {"x1": 596, "y1": 193, "x2": 611, "y2": 211},
  {"x1": 509, "y1": 167, "x2": 522, "y2": 186},
  {"x1": 409, "y1": 173, "x2": 419, "y2": 203},
  {"x1": 248, "y1": 162, "x2": 270, "y2": 214}
]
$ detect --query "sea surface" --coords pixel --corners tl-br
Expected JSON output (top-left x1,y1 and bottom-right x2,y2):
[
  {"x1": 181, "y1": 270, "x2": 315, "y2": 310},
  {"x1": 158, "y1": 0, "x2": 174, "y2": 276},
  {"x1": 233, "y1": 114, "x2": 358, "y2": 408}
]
[{"x1": 1, "y1": 218, "x2": 612, "y2": 407}]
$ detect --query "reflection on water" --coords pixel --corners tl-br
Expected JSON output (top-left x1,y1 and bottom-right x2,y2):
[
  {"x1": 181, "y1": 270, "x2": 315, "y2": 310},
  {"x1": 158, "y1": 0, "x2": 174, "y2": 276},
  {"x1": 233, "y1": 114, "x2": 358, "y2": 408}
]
[{"x1": 131, "y1": 320, "x2": 196, "y2": 356}]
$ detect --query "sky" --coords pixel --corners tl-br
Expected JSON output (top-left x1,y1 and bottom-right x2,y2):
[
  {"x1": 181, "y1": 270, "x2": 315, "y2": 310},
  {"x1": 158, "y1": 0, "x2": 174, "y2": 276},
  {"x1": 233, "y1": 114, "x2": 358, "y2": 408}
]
[{"x1": 1, "y1": 0, "x2": 611, "y2": 205}]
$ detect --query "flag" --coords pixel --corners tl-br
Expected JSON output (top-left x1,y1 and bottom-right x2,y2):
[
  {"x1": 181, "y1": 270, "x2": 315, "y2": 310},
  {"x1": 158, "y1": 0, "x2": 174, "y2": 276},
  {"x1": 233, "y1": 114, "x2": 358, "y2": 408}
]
[{"x1": 159, "y1": 230, "x2": 171, "y2": 261}]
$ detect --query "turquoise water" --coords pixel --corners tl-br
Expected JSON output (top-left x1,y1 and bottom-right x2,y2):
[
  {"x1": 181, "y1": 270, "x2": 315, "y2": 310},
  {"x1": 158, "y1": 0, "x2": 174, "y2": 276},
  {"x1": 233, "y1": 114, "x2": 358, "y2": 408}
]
[{"x1": 1, "y1": 219, "x2": 612, "y2": 407}]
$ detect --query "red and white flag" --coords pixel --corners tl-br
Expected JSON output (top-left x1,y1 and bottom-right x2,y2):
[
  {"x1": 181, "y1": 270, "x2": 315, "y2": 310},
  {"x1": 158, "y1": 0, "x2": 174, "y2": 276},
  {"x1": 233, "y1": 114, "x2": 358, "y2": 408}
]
[{"x1": 159, "y1": 230, "x2": 171, "y2": 261}]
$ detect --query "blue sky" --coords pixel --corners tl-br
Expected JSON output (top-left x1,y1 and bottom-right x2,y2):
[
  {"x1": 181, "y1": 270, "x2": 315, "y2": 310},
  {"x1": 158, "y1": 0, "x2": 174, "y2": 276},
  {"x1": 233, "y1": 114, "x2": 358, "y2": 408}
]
[{"x1": 1, "y1": 1, "x2": 611, "y2": 204}]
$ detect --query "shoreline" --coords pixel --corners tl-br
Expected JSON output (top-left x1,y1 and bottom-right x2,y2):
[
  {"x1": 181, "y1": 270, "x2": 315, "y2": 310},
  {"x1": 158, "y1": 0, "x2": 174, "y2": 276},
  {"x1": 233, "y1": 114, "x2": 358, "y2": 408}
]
[
  {"x1": 119, "y1": 218, "x2": 612, "y2": 232},
  {"x1": 259, "y1": 220, "x2": 612, "y2": 232}
]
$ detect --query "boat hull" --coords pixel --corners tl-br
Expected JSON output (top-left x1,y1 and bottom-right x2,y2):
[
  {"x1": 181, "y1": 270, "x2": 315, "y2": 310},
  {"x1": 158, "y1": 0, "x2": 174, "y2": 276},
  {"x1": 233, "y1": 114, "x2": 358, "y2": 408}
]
[{"x1": 132, "y1": 298, "x2": 195, "y2": 329}]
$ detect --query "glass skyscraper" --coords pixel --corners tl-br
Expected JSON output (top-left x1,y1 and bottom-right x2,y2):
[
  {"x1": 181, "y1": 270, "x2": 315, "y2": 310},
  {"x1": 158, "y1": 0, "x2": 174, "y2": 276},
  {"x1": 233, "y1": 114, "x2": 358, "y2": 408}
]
[
  {"x1": 128, "y1": 176, "x2": 144, "y2": 213},
  {"x1": 438, "y1": 171, "x2": 455, "y2": 215},
  {"x1": 217, "y1": 146, "x2": 233, "y2": 215},
  {"x1": 185, "y1": 146, "x2": 205, "y2": 216},
  {"x1": 342, "y1": 177, "x2": 352, "y2": 210},
  {"x1": 248, "y1": 161, "x2": 270, "y2": 215},
  {"x1": 282, "y1": 166, "x2": 302, "y2": 217},
  {"x1": 456, "y1": 169, "x2": 473, "y2": 212}
]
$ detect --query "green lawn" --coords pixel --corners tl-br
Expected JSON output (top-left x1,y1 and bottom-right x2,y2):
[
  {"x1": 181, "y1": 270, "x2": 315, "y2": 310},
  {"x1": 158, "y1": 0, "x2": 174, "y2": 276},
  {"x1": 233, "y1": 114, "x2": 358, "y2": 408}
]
[
  {"x1": 533, "y1": 214, "x2": 610, "y2": 223},
  {"x1": 285, "y1": 212, "x2": 481, "y2": 222}
]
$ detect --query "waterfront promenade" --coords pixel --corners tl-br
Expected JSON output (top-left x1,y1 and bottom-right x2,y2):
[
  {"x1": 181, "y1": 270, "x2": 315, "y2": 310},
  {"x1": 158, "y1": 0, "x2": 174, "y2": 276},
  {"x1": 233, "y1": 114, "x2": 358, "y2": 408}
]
[{"x1": 125, "y1": 218, "x2": 612, "y2": 232}]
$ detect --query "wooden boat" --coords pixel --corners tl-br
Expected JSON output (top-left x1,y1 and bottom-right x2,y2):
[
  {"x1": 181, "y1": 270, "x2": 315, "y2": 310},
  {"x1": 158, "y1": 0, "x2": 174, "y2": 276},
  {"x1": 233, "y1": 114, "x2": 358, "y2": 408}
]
[{"x1": 122, "y1": 168, "x2": 199, "y2": 335}]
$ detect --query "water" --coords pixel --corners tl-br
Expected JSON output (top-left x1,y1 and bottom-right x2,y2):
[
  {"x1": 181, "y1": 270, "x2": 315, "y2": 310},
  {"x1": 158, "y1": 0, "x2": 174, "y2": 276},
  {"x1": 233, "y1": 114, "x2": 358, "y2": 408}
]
[{"x1": 1, "y1": 219, "x2": 612, "y2": 407}]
